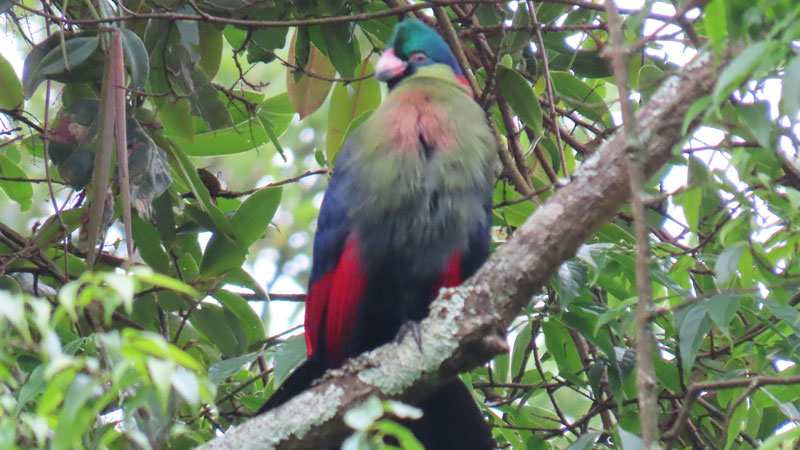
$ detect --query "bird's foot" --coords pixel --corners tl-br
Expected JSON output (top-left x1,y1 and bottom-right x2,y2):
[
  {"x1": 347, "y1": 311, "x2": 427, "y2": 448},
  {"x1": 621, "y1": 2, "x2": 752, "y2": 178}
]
[{"x1": 396, "y1": 321, "x2": 423, "y2": 351}]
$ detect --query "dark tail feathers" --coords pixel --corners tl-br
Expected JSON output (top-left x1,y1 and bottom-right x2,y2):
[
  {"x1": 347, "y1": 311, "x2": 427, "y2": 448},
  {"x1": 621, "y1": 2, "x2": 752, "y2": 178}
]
[
  {"x1": 407, "y1": 378, "x2": 495, "y2": 450},
  {"x1": 257, "y1": 365, "x2": 494, "y2": 450},
  {"x1": 256, "y1": 356, "x2": 326, "y2": 414}
]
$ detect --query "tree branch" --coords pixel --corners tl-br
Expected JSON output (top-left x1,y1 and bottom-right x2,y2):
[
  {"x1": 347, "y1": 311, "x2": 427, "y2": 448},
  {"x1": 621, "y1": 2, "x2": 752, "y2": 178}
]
[{"x1": 202, "y1": 46, "x2": 732, "y2": 450}]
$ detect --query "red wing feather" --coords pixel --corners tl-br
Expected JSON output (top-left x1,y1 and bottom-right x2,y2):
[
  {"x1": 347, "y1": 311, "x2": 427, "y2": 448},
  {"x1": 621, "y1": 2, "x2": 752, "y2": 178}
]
[
  {"x1": 434, "y1": 251, "x2": 463, "y2": 292},
  {"x1": 303, "y1": 273, "x2": 332, "y2": 357},
  {"x1": 325, "y1": 238, "x2": 367, "y2": 364},
  {"x1": 304, "y1": 236, "x2": 367, "y2": 365}
]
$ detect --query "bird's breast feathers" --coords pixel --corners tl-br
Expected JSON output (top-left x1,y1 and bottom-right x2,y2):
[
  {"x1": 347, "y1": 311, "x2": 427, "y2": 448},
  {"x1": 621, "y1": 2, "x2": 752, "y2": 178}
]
[{"x1": 381, "y1": 88, "x2": 459, "y2": 155}]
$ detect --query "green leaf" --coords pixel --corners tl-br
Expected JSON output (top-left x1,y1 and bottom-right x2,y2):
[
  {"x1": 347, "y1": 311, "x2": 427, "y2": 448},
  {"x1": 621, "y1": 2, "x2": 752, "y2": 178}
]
[
  {"x1": 704, "y1": 0, "x2": 727, "y2": 54},
  {"x1": 147, "y1": 357, "x2": 174, "y2": 411},
  {"x1": 496, "y1": 66, "x2": 543, "y2": 135},
  {"x1": 192, "y1": 304, "x2": 241, "y2": 356},
  {"x1": 492, "y1": 349, "x2": 509, "y2": 383},
  {"x1": 510, "y1": 320, "x2": 532, "y2": 377},
  {"x1": 177, "y1": 252, "x2": 199, "y2": 281},
  {"x1": 344, "y1": 396, "x2": 383, "y2": 431},
  {"x1": 256, "y1": 111, "x2": 286, "y2": 158},
  {"x1": 318, "y1": 23, "x2": 359, "y2": 78},
  {"x1": 273, "y1": 334, "x2": 307, "y2": 387},
  {"x1": 712, "y1": 41, "x2": 773, "y2": 110},
  {"x1": 158, "y1": 136, "x2": 235, "y2": 236},
  {"x1": 326, "y1": 61, "x2": 380, "y2": 158},
  {"x1": 738, "y1": 102, "x2": 772, "y2": 149},
  {"x1": 542, "y1": 320, "x2": 582, "y2": 383},
  {"x1": 654, "y1": 354, "x2": 681, "y2": 393},
  {"x1": 34, "y1": 208, "x2": 86, "y2": 248},
  {"x1": 677, "y1": 303, "x2": 712, "y2": 373},
  {"x1": 715, "y1": 244, "x2": 743, "y2": 286},
  {"x1": 536, "y1": 3, "x2": 569, "y2": 23},
  {"x1": 781, "y1": 56, "x2": 800, "y2": 118},
  {"x1": 637, "y1": 64, "x2": 664, "y2": 103},
  {"x1": 0, "y1": 52, "x2": 22, "y2": 109},
  {"x1": 681, "y1": 95, "x2": 711, "y2": 135},
  {"x1": 550, "y1": 71, "x2": 608, "y2": 123},
  {"x1": 131, "y1": 266, "x2": 201, "y2": 298},
  {"x1": 500, "y1": 4, "x2": 532, "y2": 54},
  {"x1": 52, "y1": 375, "x2": 100, "y2": 450},
  {"x1": 213, "y1": 289, "x2": 265, "y2": 346},
  {"x1": 38, "y1": 36, "x2": 99, "y2": 77},
  {"x1": 246, "y1": 26, "x2": 288, "y2": 64},
  {"x1": 617, "y1": 426, "x2": 643, "y2": 450},
  {"x1": 132, "y1": 214, "x2": 171, "y2": 273},
  {"x1": 383, "y1": 400, "x2": 422, "y2": 419},
  {"x1": 222, "y1": 25, "x2": 247, "y2": 50},
  {"x1": 254, "y1": 92, "x2": 295, "y2": 158},
  {"x1": 760, "y1": 422, "x2": 800, "y2": 449},
  {"x1": 22, "y1": 33, "x2": 60, "y2": 100},
  {"x1": 197, "y1": 23, "x2": 223, "y2": 77},
  {"x1": 356, "y1": 4, "x2": 398, "y2": 43},
  {"x1": 189, "y1": 67, "x2": 233, "y2": 130},
  {"x1": 555, "y1": 260, "x2": 588, "y2": 307},
  {"x1": 231, "y1": 187, "x2": 282, "y2": 247},
  {"x1": 208, "y1": 352, "x2": 259, "y2": 384},
  {"x1": 158, "y1": 290, "x2": 189, "y2": 312},
  {"x1": 171, "y1": 367, "x2": 200, "y2": 407},
  {"x1": 16, "y1": 365, "x2": 46, "y2": 413},
  {"x1": 157, "y1": 98, "x2": 194, "y2": 140},
  {"x1": 678, "y1": 186, "x2": 701, "y2": 232},
  {"x1": 0, "y1": 294, "x2": 29, "y2": 341},
  {"x1": 761, "y1": 388, "x2": 800, "y2": 422},
  {"x1": 199, "y1": 231, "x2": 247, "y2": 277},
  {"x1": 222, "y1": 269, "x2": 269, "y2": 301},
  {"x1": 372, "y1": 420, "x2": 424, "y2": 450},
  {"x1": 171, "y1": 118, "x2": 270, "y2": 156},
  {"x1": 0, "y1": 155, "x2": 33, "y2": 210},
  {"x1": 763, "y1": 299, "x2": 800, "y2": 336},
  {"x1": 566, "y1": 431, "x2": 600, "y2": 450},
  {"x1": 707, "y1": 294, "x2": 740, "y2": 335},
  {"x1": 726, "y1": 397, "x2": 748, "y2": 448},
  {"x1": 651, "y1": 267, "x2": 689, "y2": 296},
  {"x1": 120, "y1": 28, "x2": 149, "y2": 92},
  {"x1": 540, "y1": 30, "x2": 613, "y2": 78}
]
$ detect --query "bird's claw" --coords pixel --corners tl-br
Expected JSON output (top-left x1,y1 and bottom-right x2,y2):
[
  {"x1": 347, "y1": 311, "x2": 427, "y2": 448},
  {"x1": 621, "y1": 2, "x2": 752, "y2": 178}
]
[{"x1": 396, "y1": 321, "x2": 423, "y2": 351}]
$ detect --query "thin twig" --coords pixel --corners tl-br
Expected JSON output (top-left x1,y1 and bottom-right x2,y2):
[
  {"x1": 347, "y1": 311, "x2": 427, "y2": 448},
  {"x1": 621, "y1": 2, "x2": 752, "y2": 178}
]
[
  {"x1": 181, "y1": 169, "x2": 329, "y2": 199},
  {"x1": 273, "y1": 54, "x2": 374, "y2": 84},
  {"x1": 604, "y1": 1, "x2": 658, "y2": 447},
  {"x1": 527, "y1": 0, "x2": 567, "y2": 177},
  {"x1": 9, "y1": 0, "x2": 509, "y2": 28},
  {"x1": 662, "y1": 375, "x2": 800, "y2": 441}
]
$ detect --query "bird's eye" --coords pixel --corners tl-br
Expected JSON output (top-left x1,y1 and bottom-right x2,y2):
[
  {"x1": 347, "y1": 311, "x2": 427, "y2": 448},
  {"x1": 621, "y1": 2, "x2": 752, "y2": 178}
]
[{"x1": 409, "y1": 51, "x2": 429, "y2": 63}]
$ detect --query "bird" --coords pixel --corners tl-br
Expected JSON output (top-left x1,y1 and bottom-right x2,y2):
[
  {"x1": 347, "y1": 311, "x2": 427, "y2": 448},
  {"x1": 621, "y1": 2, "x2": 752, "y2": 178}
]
[{"x1": 258, "y1": 19, "x2": 497, "y2": 449}]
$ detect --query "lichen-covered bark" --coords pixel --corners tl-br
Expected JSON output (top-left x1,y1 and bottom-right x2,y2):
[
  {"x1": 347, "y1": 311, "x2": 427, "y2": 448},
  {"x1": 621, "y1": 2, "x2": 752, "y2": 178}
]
[{"x1": 202, "y1": 48, "x2": 729, "y2": 450}]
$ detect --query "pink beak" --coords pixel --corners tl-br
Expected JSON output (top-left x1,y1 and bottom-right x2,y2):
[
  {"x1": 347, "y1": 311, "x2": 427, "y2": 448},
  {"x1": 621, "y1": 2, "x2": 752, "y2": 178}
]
[{"x1": 375, "y1": 48, "x2": 407, "y2": 82}]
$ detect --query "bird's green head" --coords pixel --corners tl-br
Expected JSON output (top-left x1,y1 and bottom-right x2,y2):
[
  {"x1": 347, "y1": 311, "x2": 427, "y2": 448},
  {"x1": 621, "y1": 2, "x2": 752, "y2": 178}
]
[{"x1": 375, "y1": 19, "x2": 467, "y2": 89}]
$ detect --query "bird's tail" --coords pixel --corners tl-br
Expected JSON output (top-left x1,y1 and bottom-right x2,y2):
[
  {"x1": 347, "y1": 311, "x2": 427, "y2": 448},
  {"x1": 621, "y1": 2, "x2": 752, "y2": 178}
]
[
  {"x1": 257, "y1": 365, "x2": 494, "y2": 449},
  {"x1": 255, "y1": 356, "x2": 326, "y2": 414},
  {"x1": 406, "y1": 378, "x2": 495, "y2": 450}
]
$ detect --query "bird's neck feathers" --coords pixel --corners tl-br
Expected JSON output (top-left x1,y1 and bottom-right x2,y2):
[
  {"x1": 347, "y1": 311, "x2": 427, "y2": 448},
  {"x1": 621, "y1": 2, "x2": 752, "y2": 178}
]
[
  {"x1": 400, "y1": 64, "x2": 472, "y2": 96},
  {"x1": 372, "y1": 65, "x2": 474, "y2": 156},
  {"x1": 340, "y1": 70, "x2": 495, "y2": 213}
]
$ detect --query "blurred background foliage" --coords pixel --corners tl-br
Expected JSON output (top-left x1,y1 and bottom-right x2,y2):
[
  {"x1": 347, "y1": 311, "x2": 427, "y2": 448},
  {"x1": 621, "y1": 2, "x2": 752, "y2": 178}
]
[{"x1": 0, "y1": 0, "x2": 799, "y2": 448}]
